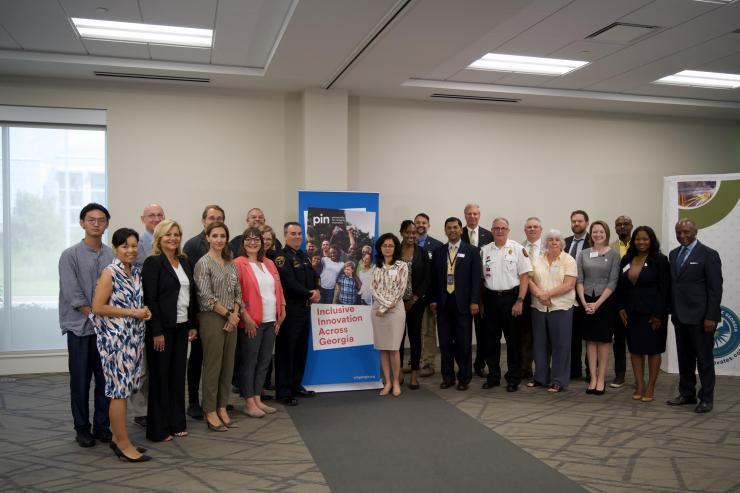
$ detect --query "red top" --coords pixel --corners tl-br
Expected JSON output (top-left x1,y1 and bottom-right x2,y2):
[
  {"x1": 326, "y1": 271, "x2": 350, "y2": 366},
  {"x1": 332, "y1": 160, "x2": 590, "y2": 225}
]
[{"x1": 234, "y1": 256, "x2": 285, "y2": 326}]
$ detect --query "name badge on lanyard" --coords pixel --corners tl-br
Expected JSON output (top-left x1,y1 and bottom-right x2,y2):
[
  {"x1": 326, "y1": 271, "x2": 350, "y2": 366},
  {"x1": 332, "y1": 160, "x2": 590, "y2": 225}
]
[{"x1": 447, "y1": 274, "x2": 454, "y2": 286}]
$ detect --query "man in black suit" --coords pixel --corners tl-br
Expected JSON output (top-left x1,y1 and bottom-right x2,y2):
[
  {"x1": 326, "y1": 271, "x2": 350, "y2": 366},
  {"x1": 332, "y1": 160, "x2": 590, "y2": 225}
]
[
  {"x1": 563, "y1": 209, "x2": 591, "y2": 380},
  {"x1": 667, "y1": 218, "x2": 723, "y2": 413},
  {"x1": 415, "y1": 213, "x2": 444, "y2": 377},
  {"x1": 461, "y1": 203, "x2": 493, "y2": 377},
  {"x1": 430, "y1": 217, "x2": 481, "y2": 390}
]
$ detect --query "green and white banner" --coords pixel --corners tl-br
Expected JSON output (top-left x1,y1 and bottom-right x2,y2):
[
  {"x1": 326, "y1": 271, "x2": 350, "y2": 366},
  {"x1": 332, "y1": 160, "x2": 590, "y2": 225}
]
[{"x1": 662, "y1": 174, "x2": 740, "y2": 376}]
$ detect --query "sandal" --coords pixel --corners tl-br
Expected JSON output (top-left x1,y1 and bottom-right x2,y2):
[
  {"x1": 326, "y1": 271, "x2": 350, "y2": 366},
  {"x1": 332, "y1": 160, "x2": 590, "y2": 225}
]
[
  {"x1": 547, "y1": 384, "x2": 563, "y2": 393},
  {"x1": 526, "y1": 381, "x2": 543, "y2": 388}
]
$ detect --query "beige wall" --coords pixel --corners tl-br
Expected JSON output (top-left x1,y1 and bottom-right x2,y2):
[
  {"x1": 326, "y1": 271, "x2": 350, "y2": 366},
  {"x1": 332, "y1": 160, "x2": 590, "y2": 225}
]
[
  {"x1": 348, "y1": 96, "x2": 739, "y2": 241},
  {"x1": 0, "y1": 79, "x2": 296, "y2": 241}
]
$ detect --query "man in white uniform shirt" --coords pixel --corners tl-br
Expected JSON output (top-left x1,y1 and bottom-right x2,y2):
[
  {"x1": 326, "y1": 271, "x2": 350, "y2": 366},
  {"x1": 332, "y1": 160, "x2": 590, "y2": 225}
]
[
  {"x1": 480, "y1": 218, "x2": 531, "y2": 392},
  {"x1": 520, "y1": 217, "x2": 542, "y2": 379}
]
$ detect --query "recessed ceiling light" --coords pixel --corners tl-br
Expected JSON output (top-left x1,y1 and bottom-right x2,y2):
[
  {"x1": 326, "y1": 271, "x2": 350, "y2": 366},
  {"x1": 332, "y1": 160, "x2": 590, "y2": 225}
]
[
  {"x1": 71, "y1": 18, "x2": 212, "y2": 48},
  {"x1": 653, "y1": 70, "x2": 740, "y2": 89},
  {"x1": 468, "y1": 53, "x2": 589, "y2": 76}
]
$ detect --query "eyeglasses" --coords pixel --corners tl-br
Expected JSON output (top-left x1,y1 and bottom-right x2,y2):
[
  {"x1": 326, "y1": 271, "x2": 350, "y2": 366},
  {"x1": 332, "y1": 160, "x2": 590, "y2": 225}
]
[{"x1": 85, "y1": 218, "x2": 107, "y2": 225}]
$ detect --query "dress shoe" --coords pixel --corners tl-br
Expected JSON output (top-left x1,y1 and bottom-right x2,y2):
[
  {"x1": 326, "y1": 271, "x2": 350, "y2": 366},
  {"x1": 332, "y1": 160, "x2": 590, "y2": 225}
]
[
  {"x1": 206, "y1": 420, "x2": 228, "y2": 432},
  {"x1": 259, "y1": 405, "x2": 277, "y2": 414},
  {"x1": 110, "y1": 442, "x2": 152, "y2": 462},
  {"x1": 609, "y1": 376, "x2": 625, "y2": 388},
  {"x1": 594, "y1": 387, "x2": 605, "y2": 396},
  {"x1": 93, "y1": 429, "x2": 112, "y2": 443},
  {"x1": 439, "y1": 381, "x2": 455, "y2": 389},
  {"x1": 586, "y1": 387, "x2": 596, "y2": 395},
  {"x1": 295, "y1": 388, "x2": 316, "y2": 398},
  {"x1": 408, "y1": 381, "x2": 420, "y2": 390},
  {"x1": 419, "y1": 366, "x2": 435, "y2": 377},
  {"x1": 666, "y1": 395, "x2": 697, "y2": 406},
  {"x1": 456, "y1": 382, "x2": 469, "y2": 391},
  {"x1": 133, "y1": 416, "x2": 147, "y2": 428},
  {"x1": 280, "y1": 396, "x2": 299, "y2": 406},
  {"x1": 482, "y1": 381, "x2": 499, "y2": 390},
  {"x1": 506, "y1": 384, "x2": 518, "y2": 393},
  {"x1": 245, "y1": 408, "x2": 266, "y2": 418},
  {"x1": 75, "y1": 431, "x2": 95, "y2": 448},
  {"x1": 694, "y1": 401, "x2": 713, "y2": 413},
  {"x1": 187, "y1": 403, "x2": 204, "y2": 420}
]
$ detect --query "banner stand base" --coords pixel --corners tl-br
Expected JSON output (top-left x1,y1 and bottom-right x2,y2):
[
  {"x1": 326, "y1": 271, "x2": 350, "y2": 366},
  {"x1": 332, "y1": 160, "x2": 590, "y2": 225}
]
[{"x1": 305, "y1": 382, "x2": 384, "y2": 393}]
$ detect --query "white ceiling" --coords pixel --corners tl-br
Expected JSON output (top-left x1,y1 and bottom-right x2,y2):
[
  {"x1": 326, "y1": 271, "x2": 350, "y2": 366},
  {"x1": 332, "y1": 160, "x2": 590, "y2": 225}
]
[{"x1": 1, "y1": 0, "x2": 739, "y2": 118}]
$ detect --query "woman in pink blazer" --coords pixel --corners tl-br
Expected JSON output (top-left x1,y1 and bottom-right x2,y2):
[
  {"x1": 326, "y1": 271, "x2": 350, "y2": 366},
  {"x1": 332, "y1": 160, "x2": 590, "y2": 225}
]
[{"x1": 234, "y1": 227, "x2": 286, "y2": 418}]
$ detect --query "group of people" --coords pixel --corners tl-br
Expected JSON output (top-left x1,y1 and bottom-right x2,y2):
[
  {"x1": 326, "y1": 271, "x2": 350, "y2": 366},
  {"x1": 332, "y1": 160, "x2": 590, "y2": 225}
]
[{"x1": 59, "y1": 201, "x2": 723, "y2": 462}]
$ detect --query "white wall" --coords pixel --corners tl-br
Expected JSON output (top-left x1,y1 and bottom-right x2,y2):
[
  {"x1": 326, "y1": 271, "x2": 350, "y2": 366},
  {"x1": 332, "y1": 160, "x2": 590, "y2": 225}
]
[
  {"x1": 0, "y1": 79, "x2": 297, "y2": 239},
  {"x1": 348, "y1": 96, "x2": 740, "y2": 241}
]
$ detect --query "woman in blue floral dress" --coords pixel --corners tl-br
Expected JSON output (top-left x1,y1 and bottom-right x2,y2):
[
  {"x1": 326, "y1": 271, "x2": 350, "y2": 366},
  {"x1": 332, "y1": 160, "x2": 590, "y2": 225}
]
[{"x1": 92, "y1": 228, "x2": 152, "y2": 462}]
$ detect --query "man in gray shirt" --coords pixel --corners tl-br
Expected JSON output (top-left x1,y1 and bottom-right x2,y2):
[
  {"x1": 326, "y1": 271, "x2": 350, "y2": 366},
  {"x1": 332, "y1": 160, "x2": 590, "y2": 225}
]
[{"x1": 58, "y1": 203, "x2": 114, "y2": 447}]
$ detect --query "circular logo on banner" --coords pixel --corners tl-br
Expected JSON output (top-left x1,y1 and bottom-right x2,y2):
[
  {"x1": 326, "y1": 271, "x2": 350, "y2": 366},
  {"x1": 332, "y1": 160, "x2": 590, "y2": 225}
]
[{"x1": 714, "y1": 306, "x2": 740, "y2": 363}]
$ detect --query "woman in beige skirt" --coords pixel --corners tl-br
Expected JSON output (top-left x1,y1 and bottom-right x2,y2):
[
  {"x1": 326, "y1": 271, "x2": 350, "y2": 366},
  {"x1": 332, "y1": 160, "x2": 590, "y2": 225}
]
[{"x1": 371, "y1": 233, "x2": 408, "y2": 397}]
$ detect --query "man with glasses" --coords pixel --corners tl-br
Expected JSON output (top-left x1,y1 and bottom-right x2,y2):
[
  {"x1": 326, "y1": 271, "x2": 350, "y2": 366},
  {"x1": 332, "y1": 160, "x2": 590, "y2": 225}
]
[
  {"x1": 135, "y1": 204, "x2": 165, "y2": 267},
  {"x1": 59, "y1": 203, "x2": 114, "y2": 447},
  {"x1": 183, "y1": 204, "x2": 226, "y2": 420},
  {"x1": 480, "y1": 218, "x2": 531, "y2": 392}
]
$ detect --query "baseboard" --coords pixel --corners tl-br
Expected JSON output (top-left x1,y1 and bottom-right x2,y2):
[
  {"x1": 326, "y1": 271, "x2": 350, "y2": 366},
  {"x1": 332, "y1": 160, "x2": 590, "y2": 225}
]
[{"x1": 0, "y1": 350, "x2": 68, "y2": 376}]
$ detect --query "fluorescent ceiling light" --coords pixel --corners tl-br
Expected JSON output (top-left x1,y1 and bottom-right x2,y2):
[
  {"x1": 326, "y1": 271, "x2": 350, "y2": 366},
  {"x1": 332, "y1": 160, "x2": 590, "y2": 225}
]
[
  {"x1": 691, "y1": 0, "x2": 736, "y2": 5},
  {"x1": 653, "y1": 70, "x2": 740, "y2": 89},
  {"x1": 71, "y1": 18, "x2": 212, "y2": 48},
  {"x1": 467, "y1": 53, "x2": 589, "y2": 76}
]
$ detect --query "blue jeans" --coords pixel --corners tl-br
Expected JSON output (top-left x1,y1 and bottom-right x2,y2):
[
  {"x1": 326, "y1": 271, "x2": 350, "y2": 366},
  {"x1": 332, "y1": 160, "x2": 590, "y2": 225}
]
[{"x1": 67, "y1": 332, "x2": 110, "y2": 434}]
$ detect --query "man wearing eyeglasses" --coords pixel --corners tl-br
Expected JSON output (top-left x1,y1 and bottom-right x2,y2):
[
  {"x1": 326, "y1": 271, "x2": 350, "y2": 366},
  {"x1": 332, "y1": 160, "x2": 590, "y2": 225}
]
[
  {"x1": 135, "y1": 203, "x2": 165, "y2": 267},
  {"x1": 59, "y1": 203, "x2": 114, "y2": 448}
]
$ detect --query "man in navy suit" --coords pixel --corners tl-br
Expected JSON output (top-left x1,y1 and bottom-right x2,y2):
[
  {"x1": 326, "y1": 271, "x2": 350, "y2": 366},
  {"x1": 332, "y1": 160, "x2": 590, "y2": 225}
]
[
  {"x1": 430, "y1": 217, "x2": 481, "y2": 390},
  {"x1": 461, "y1": 203, "x2": 493, "y2": 378},
  {"x1": 667, "y1": 219, "x2": 723, "y2": 413},
  {"x1": 415, "y1": 213, "x2": 444, "y2": 377}
]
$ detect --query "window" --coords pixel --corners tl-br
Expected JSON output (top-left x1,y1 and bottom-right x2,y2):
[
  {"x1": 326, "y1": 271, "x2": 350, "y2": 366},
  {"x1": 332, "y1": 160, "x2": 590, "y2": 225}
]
[{"x1": 0, "y1": 106, "x2": 106, "y2": 352}]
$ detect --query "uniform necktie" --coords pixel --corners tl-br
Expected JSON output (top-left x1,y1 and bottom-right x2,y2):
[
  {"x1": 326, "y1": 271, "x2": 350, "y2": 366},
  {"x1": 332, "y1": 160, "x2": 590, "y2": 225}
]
[{"x1": 447, "y1": 245, "x2": 457, "y2": 293}]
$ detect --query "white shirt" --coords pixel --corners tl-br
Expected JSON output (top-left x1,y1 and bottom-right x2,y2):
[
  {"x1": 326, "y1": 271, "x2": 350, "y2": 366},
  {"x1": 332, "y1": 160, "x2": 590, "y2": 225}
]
[
  {"x1": 319, "y1": 257, "x2": 344, "y2": 289},
  {"x1": 174, "y1": 263, "x2": 190, "y2": 323},
  {"x1": 249, "y1": 262, "x2": 277, "y2": 323},
  {"x1": 480, "y1": 239, "x2": 532, "y2": 291},
  {"x1": 466, "y1": 227, "x2": 479, "y2": 247},
  {"x1": 523, "y1": 238, "x2": 542, "y2": 259}
]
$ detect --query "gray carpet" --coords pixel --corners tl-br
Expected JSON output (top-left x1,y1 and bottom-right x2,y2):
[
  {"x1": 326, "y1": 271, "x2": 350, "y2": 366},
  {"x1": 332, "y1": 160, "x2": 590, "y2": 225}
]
[{"x1": 288, "y1": 387, "x2": 587, "y2": 493}]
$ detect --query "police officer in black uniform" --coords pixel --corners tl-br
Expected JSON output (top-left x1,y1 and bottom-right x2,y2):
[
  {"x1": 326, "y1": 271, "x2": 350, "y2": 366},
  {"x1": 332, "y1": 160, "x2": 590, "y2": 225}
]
[{"x1": 274, "y1": 222, "x2": 320, "y2": 406}]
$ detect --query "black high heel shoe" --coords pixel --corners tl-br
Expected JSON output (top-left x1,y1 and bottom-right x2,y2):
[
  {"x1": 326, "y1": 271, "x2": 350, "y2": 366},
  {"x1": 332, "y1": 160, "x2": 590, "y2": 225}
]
[
  {"x1": 110, "y1": 442, "x2": 151, "y2": 462},
  {"x1": 110, "y1": 442, "x2": 147, "y2": 454}
]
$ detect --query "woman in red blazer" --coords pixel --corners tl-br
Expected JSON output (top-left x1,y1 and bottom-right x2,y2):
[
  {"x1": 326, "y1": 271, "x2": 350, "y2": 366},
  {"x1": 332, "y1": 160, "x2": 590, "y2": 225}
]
[{"x1": 234, "y1": 227, "x2": 286, "y2": 417}]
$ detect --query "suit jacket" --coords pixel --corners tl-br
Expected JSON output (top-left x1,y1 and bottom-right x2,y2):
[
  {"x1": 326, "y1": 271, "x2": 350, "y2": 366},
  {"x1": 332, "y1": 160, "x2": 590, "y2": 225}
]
[
  {"x1": 616, "y1": 253, "x2": 670, "y2": 319},
  {"x1": 669, "y1": 241, "x2": 723, "y2": 325},
  {"x1": 461, "y1": 227, "x2": 493, "y2": 249},
  {"x1": 430, "y1": 241, "x2": 481, "y2": 313},
  {"x1": 142, "y1": 254, "x2": 197, "y2": 337},
  {"x1": 564, "y1": 233, "x2": 592, "y2": 257},
  {"x1": 419, "y1": 235, "x2": 444, "y2": 260}
]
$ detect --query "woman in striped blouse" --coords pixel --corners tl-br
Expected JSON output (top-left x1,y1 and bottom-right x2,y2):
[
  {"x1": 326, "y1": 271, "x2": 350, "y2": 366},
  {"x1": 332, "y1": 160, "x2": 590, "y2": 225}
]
[{"x1": 194, "y1": 222, "x2": 242, "y2": 432}]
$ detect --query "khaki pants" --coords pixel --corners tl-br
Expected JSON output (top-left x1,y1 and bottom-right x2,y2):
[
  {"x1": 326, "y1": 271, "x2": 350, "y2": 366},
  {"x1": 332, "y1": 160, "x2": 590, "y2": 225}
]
[
  {"x1": 420, "y1": 305, "x2": 437, "y2": 368},
  {"x1": 199, "y1": 311, "x2": 237, "y2": 413}
]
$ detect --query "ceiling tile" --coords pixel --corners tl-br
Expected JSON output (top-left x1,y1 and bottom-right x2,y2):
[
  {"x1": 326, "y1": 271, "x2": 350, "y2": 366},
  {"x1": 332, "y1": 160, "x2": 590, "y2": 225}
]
[
  {"x1": 496, "y1": 73, "x2": 559, "y2": 86},
  {"x1": 548, "y1": 40, "x2": 624, "y2": 62},
  {"x1": 82, "y1": 39, "x2": 151, "y2": 59},
  {"x1": 447, "y1": 69, "x2": 508, "y2": 84},
  {"x1": 699, "y1": 51, "x2": 740, "y2": 73},
  {"x1": 0, "y1": 25, "x2": 21, "y2": 49},
  {"x1": 212, "y1": 0, "x2": 294, "y2": 67},
  {"x1": 140, "y1": 0, "x2": 217, "y2": 29},
  {"x1": 619, "y1": 0, "x2": 716, "y2": 27},
  {"x1": 59, "y1": 0, "x2": 142, "y2": 22},
  {"x1": 149, "y1": 45, "x2": 211, "y2": 63},
  {"x1": 0, "y1": 0, "x2": 86, "y2": 53}
]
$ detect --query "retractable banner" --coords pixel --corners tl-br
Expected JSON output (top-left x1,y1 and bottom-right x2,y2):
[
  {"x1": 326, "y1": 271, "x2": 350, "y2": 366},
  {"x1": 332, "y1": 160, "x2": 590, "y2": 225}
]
[
  {"x1": 298, "y1": 191, "x2": 383, "y2": 391},
  {"x1": 662, "y1": 174, "x2": 740, "y2": 376}
]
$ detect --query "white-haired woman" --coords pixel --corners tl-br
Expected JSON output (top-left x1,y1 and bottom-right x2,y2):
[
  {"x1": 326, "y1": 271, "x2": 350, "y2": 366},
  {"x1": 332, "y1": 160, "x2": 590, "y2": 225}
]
[{"x1": 527, "y1": 229, "x2": 577, "y2": 393}]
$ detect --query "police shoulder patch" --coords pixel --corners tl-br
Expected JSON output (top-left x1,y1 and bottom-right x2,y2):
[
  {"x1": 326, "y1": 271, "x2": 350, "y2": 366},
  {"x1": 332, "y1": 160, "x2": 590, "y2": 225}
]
[
  {"x1": 275, "y1": 256, "x2": 285, "y2": 267},
  {"x1": 522, "y1": 248, "x2": 529, "y2": 258}
]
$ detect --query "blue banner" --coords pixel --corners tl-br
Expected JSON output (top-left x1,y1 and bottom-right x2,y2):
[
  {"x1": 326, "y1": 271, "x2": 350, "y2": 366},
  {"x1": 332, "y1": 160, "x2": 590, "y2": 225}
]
[{"x1": 297, "y1": 190, "x2": 382, "y2": 391}]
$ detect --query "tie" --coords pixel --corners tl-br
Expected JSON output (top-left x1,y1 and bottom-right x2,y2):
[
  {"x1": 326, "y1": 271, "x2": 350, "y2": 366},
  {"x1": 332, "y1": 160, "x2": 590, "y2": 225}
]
[
  {"x1": 570, "y1": 238, "x2": 582, "y2": 257},
  {"x1": 470, "y1": 229, "x2": 477, "y2": 247},
  {"x1": 528, "y1": 243, "x2": 535, "y2": 258},
  {"x1": 447, "y1": 245, "x2": 457, "y2": 294},
  {"x1": 676, "y1": 246, "x2": 689, "y2": 272}
]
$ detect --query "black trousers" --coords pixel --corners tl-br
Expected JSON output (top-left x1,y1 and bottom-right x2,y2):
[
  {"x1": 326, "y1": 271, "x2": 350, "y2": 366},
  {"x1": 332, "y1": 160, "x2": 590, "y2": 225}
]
[
  {"x1": 570, "y1": 305, "x2": 585, "y2": 378},
  {"x1": 483, "y1": 290, "x2": 521, "y2": 386},
  {"x1": 399, "y1": 299, "x2": 426, "y2": 371},
  {"x1": 437, "y1": 297, "x2": 473, "y2": 385},
  {"x1": 186, "y1": 336, "x2": 203, "y2": 406},
  {"x1": 612, "y1": 309, "x2": 626, "y2": 378},
  {"x1": 275, "y1": 305, "x2": 310, "y2": 399},
  {"x1": 473, "y1": 313, "x2": 487, "y2": 371},
  {"x1": 67, "y1": 332, "x2": 109, "y2": 434},
  {"x1": 519, "y1": 293, "x2": 534, "y2": 377},
  {"x1": 146, "y1": 322, "x2": 188, "y2": 441},
  {"x1": 674, "y1": 319, "x2": 715, "y2": 403}
]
